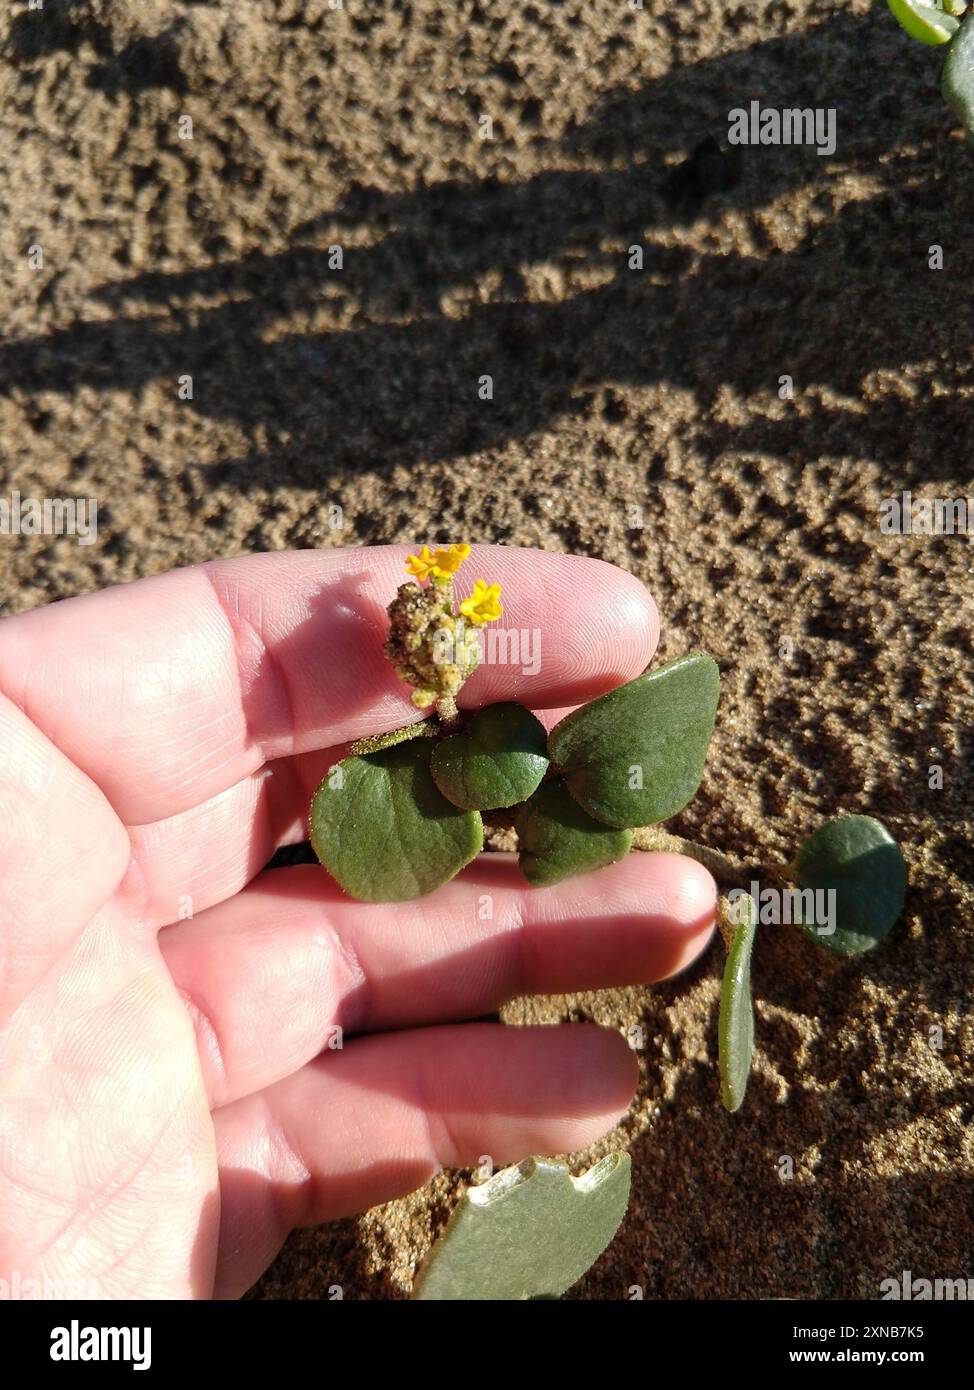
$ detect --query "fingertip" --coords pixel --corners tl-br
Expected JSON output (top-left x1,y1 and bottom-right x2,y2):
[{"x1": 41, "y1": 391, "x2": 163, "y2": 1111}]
[
  {"x1": 544, "y1": 1024, "x2": 638, "y2": 1145},
  {"x1": 459, "y1": 548, "x2": 660, "y2": 708},
  {"x1": 646, "y1": 852, "x2": 718, "y2": 978},
  {"x1": 607, "y1": 562, "x2": 661, "y2": 666},
  {"x1": 596, "y1": 1023, "x2": 641, "y2": 1112},
  {"x1": 545, "y1": 554, "x2": 660, "y2": 696}
]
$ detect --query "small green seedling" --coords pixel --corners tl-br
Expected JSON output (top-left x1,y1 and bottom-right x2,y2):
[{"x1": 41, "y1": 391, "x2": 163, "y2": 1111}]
[
  {"x1": 310, "y1": 543, "x2": 908, "y2": 1121},
  {"x1": 885, "y1": 1, "x2": 974, "y2": 136},
  {"x1": 715, "y1": 812, "x2": 907, "y2": 1111}
]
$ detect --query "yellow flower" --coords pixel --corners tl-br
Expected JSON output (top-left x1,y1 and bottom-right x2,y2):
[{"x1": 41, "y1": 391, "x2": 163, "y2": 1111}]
[
  {"x1": 405, "y1": 545, "x2": 438, "y2": 583},
  {"x1": 431, "y1": 542, "x2": 471, "y2": 582},
  {"x1": 405, "y1": 542, "x2": 471, "y2": 584},
  {"x1": 460, "y1": 578, "x2": 503, "y2": 626}
]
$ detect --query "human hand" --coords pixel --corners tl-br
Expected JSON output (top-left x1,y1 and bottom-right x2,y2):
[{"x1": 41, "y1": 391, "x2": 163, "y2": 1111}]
[{"x1": 0, "y1": 546, "x2": 715, "y2": 1299}]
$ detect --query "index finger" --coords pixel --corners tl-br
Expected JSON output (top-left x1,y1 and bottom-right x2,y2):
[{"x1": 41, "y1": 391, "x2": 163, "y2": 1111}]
[{"x1": 0, "y1": 545, "x2": 659, "y2": 825}]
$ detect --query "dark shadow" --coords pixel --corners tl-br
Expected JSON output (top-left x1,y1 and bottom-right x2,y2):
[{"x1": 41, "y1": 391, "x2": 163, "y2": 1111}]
[
  {"x1": 5, "y1": 0, "x2": 115, "y2": 62},
  {"x1": 4, "y1": 10, "x2": 974, "y2": 484},
  {"x1": 86, "y1": 30, "x2": 188, "y2": 98}
]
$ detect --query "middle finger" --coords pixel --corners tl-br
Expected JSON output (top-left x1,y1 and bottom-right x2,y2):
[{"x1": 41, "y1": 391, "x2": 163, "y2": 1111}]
[{"x1": 159, "y1": 854, "x2": 716, "y2": 1109}]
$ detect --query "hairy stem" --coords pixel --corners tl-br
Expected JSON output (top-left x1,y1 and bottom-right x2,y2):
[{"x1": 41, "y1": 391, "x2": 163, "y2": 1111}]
[
  {"x1": 631, "y1": 826, "x2": 753, "y2": 885},
  {"x1": 434, "y1": 695, "x2": 461, "y2": 731},
  {"x1": 716, "y1": 894, "x2": 744, "y2": 951},
  {"x1": 631, "y1": 826, "x2": 790, "y2": 894}
]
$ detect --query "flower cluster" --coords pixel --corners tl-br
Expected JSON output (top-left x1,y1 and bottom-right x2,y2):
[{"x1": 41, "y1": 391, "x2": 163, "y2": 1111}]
[
  {"x1": 384, "y1": 543, "x2": 503, "y2": 711},
  {"x1": 405, "y1": 543, "x2": 470, "y2": 585}
]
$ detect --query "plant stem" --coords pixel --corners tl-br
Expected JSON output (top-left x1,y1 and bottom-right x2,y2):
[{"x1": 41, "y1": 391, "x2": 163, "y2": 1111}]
[
  {"x1": 434, "y1": 695, "x2": 461, "y2": 731},
  {"x1": 631, "y1": 825, "x2": 790, "y2": 892},
  {"x1": 716, "y1": 895, "x2": 742, "y2": 951},
  {"x1": 631, "y1": 826, "x2": 753, "y2": 885}
]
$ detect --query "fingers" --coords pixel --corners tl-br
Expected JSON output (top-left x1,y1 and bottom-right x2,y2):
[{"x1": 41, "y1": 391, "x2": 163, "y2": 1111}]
[
  {"x1": 0, "y1": 693, "x2": 131, "y2": 1015},
  {"x1": 212, "y1": 1022, "x2": 637, "y2": 1298},
  {"x1": 0, "y1": 546, "x2": 659, "y2": 826},
  {"x1": 159, "y1": 853, "x2": 715, "y2": 1108},
  {"x1": 123, "y1": 747, "x2": 326, "y2": 930}
]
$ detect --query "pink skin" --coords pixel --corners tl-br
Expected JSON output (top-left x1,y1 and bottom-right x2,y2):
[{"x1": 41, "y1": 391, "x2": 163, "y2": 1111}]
[{"x1": 0, "y1": 546, "x2": 715, "y2": 1299}]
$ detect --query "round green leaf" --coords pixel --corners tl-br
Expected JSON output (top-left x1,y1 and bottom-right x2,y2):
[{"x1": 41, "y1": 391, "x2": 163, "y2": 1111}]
[
  {"x1": 718, "y1": 894, "x2": 757, "y2": 1114},
  {"x1": 943, "y1": 10, "x2": 974, "y2": 134},
  {"x1": 430, "y1": 703, "x2": 549, "y2": 810},
  {"x1": 516, "y1": 778, "x2": 632, "y2": 887},
  {"x1": 547, "y1": 653, "x2": 720, "y2": 829},
  {"x1": 412, "y1": 1154, "x2": 631, "y2": 1301},
  {"x1": 793, "y1": 815, "x2": 907, "y2": 957},
  {"x1": 887, "y1": 0, "x2": 960, "y2": 45},
  {"x1": 310, "y1": 740, "x2": 482, "y2": 902}
]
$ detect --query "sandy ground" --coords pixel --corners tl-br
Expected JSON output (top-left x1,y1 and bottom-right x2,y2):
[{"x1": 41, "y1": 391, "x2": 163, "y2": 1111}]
[{"x1": 1, "y1": 0, "x2": 972, "y2": 1299}]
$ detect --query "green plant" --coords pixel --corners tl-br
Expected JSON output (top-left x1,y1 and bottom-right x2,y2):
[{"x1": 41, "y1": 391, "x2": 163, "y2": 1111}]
[
  {"x1": 885, "y1": 1, "x2": 974, "y2": 135},
  {"x1": 311, "y1": 543, "x2": 724, "y2": 902},
  {"x1": 310, "y1": 545, "x2": 908, "y2": 1119}
]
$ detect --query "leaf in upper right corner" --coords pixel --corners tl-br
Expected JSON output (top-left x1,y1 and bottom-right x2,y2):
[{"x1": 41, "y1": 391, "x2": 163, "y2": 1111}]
[
  {"x1": 718, "y1": 893, "x2": 757, "y2": 1114},
  {"x1": 888, "y1": 0, "x2": 960, "y2": 45},
  {"x1": 943, "y1": 11, "x2": 974, "y2": 135},
  {"x1": 793, "y1": 815, "x2": 907, "y2": 957},
  {"x1": 547, "y1": 653, "x2": 720, "y2": 829}
]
